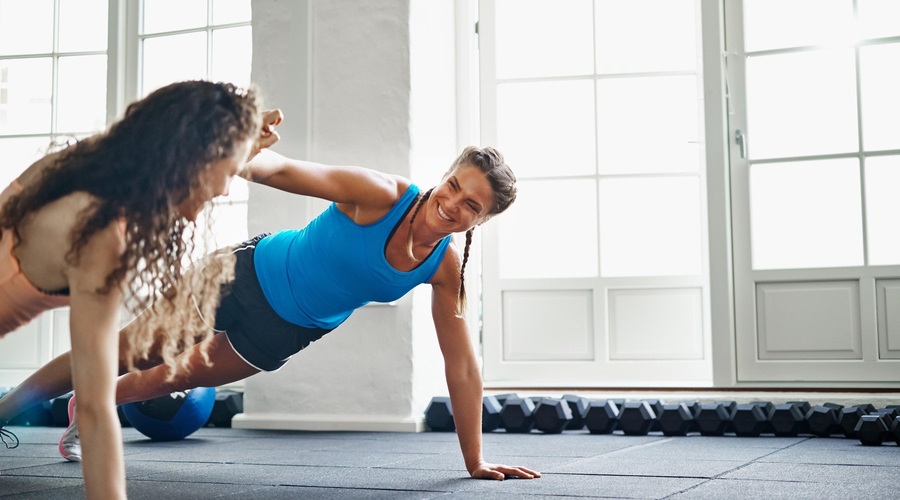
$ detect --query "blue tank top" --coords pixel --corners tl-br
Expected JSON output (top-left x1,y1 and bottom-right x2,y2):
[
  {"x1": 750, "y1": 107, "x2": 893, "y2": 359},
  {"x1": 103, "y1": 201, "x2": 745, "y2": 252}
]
[{"x1": 254, "y1": 184, "x2": 452, "y2": 329}]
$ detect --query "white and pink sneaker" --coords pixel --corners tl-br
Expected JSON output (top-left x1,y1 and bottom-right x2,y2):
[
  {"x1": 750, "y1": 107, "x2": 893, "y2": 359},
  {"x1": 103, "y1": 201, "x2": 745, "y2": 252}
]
[{"x1": 58, "y1": 395, "x2": 81, "y2": 462}]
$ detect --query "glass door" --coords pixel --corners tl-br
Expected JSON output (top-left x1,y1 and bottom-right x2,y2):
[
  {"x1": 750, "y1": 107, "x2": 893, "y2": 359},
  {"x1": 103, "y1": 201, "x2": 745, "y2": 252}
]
[
  {"x1": 479, "y1": 0, "x2": 713, "y2": 387},
  {"x1": 727, "y1": 0, "x2": 900, "y2": 383}
]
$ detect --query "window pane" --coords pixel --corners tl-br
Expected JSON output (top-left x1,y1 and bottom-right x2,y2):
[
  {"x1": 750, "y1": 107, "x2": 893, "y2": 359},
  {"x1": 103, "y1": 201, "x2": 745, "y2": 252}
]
[
  {"x1": 0, "y1": 137, "x2": 50, "y2": 187},
  {"x1": 494, "y1": 0, "x2": 593, "y2": 79},
  {"x1": 496, "y1": 80, "x2": 595, "y2": 179},
  {"x1": 857, "y1": 0, "x2": 900, "y2": 39},
  {"x1": 595, "y1": 0, "x2": 697, "y2": 74},
  {"x1": 0, "y1": 0, "x2": 53, "y2": 55},
  {"x1": 599, "y1": 177, "x2": 702, "y2": 277},
  {"x1": 746, "y1": 49, "x2": 858, "y2": 159},
  {"x1": 59, "y1": 0, "x2": 108, "y2": 52},
  {"x1": 141, "y1": 33, "x2": 208, "y2": 96},
  {"x1": 211, "y1": 26, "x2": 252, "y2": 87},
  {"x1": 57, "y1": 55, "x2": 107, "y2": 134},
  {"x1": 212, "y1": 0, "x2": 252, "y2": 24},
  {"x1": 142, "y1": 0, "x2": 207, "y2": 34},
  {"x1": 860, "y1": 43, "x2": 900, "y2": 151},
  {"x1": 499, "y1": 179, "x2": 598, "y2": 279},
  {"x1": 750, "y1": 159, "x2": 863, "y2": 270},
  {"x1": 597, "y1": 75, "x2": 699, "y2": 175},
  {"x1": 743, "y1": 0, "x2": 854, "y2": 52},
  {"x1": 0, "y1": 58, "x2": 52, "y2": 135},
  {"x1": 865, "y1": 156, "x2": 900, "y2": 265}
]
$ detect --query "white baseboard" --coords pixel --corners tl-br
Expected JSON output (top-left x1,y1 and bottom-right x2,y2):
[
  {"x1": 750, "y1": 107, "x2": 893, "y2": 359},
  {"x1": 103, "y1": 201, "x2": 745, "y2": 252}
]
[{"x1": 232, "y1": 413, "x2": 426, "y2": 433}]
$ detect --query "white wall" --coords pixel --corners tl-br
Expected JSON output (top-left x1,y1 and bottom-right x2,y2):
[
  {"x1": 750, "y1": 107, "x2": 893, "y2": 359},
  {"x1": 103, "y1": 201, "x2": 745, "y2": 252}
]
[{"x1": 237, "y1": 0, "x2": 461, "y2": 431}]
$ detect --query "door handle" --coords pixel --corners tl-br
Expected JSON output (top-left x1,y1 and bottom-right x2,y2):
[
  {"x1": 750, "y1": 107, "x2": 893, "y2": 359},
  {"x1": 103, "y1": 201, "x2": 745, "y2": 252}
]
[{"x1": 735, "y1": 129, "x2": 747, "y2": 159}]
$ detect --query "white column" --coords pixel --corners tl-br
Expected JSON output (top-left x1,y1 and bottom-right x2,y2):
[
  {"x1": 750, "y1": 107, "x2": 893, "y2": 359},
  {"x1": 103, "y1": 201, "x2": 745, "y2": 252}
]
[{"x1": 236, "y1": 0, "x2": 458, "y2": 432}]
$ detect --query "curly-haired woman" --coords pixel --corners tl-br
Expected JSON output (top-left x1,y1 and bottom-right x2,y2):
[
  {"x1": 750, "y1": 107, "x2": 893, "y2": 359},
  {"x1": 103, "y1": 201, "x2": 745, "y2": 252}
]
[
  {"x1": 3, "y1": 143, "x2": 540, "y2": 484},
  {"x1": 0, "y1": 80, "x2": 276, "y2": 499}
]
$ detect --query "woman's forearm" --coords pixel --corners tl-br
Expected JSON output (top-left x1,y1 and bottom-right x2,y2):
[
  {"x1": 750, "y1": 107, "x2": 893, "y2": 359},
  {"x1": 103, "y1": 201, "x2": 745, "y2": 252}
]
[
  {"x1": 77, "y1": 401, "x2": 126, "y2": 499},
  {"x1": 446, "y1": 365, "x2": 486, "y2": 474}
]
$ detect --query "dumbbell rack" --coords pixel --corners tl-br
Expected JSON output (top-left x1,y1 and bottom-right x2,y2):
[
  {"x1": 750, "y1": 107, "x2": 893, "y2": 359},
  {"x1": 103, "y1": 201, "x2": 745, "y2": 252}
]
[{"x1": 425, "y1": 395, "x2": 900, "y2": 447}]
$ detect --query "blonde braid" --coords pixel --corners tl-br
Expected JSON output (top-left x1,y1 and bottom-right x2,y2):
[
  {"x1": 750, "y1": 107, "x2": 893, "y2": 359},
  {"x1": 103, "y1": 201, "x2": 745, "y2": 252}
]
[{"x1": 457, "y1": 228, "x2": 474, "y2": 315}]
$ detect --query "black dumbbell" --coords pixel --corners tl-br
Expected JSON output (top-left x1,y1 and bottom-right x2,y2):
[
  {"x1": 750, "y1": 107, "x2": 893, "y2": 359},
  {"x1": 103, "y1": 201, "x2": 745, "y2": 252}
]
[
  {"x1": 207, "y1": 390, "x2": 244, "y2": 428},
  {"x1": 788, "y1": 401, "x2": 812, "y2": 433},
  {"x1": 787, "y1": 401, "x2": 811, "y2": 415},
  {"x1": 889, "y1": 416, "x2": 900, "y2": 445},
  {"x1": 562, "y1": 394, "x2": 589, "y2": 430},
  {"x1": 856, "y1": 414, "x2": 889, "y2": 446},
  {"x1": 872, "y1": 408, "x2": 900, "y2": 424},
  {"x1": 658, "y1": 403, "x2": 694, "y2": 436},
  {"x1": 642, "y1": 400, "x2": 665, "y2": 433},
  {"x1": 501, "y1": 397, "x2": 536, "y2": 433},
  {"x1": 533, "y1": 398, "x2": 573, "y2": 434},
  {"x1": 482, "y1": 395, "x2": 503, "y2": 432},
  {"x1": 492, "y1": 393, "x2": 518, "y2": 407},
  {"x1": 717, "y1": 401, "x2": 738, "y2": 434},
  {"x1": 806, "y1": 404, "x2": 841, "y2": 437},
  {"x1": 425, "y1": 396, "x2": 454, "y2": 432},
  {"x1": 694, "y1": 402, "x2": 730, "y2": 436},
  {"x1": 732, "y1": 403, "x2": 769, "y2": 437},
  {"x1": 839, "y1": 405, "x2": 870, "y2": 439},
  {"x1": 583, "y1": 400, "x2": 619, "y2": 434},
  {"x1": 770, "y1": 402, "x2": 806, "y2": 437},
  {"x1": 617, "y1": 401, "x2": 656, "y2": 436}
]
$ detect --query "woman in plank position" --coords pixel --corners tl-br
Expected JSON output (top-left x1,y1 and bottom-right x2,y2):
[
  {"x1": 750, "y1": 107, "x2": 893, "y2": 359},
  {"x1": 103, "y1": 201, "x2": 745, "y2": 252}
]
[
  {"x1": 0, "y1": 80, "x2": 280, "y2": 499},
  {"x1": 2, "y1": 140, "x2": 540, "y2": 481}
]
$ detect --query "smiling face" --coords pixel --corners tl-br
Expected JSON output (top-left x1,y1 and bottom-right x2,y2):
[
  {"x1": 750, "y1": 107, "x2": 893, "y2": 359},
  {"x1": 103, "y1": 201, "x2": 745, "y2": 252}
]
[
  {"x1": 424, "y1": 164, "x2": 496, "y2": 233},
  {"x1": 177, "y1": 138, "x2": 253, "y2": 221}
]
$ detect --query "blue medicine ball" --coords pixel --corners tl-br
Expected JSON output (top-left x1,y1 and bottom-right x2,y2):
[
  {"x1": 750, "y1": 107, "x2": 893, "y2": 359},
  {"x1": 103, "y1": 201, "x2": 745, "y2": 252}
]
[{"x1": 122, "y1": 387, "x2": 216, "y2": 441}]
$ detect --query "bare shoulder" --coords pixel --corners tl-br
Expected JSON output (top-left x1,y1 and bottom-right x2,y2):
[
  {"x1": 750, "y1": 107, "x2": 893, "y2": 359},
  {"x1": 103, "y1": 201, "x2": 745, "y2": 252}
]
[
  {"x1": 362, "y1": 171, "x2": 411, "y2": 208},
  {"x1": 15, "y1": 190, "x2": 124, "y2": 293},
  {"x1": 16, "y1": 150, "x2": 63, "y2": 187},
  {"x1": 340, "y1": 172, "x2": 412, "y2": 224}
]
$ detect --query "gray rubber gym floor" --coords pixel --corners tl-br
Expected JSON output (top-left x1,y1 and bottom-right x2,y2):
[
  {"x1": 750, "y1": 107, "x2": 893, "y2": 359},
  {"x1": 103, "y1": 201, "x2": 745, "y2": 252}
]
[{"x1": 1, "y1": 425, "x2": 898, "y2": 499}]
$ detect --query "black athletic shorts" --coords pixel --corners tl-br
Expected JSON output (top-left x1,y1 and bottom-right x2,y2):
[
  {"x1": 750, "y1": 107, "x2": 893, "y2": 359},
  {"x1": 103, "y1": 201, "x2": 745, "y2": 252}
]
[{"x1": 215, "y1": 233, "x2": 332, "y2": 372}]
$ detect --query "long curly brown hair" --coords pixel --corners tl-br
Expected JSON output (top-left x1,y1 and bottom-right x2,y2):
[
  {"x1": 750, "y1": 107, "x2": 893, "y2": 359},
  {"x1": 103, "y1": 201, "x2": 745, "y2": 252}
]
[{"x1": 0, "y1": 80, "x2": 262, "y2": 373}]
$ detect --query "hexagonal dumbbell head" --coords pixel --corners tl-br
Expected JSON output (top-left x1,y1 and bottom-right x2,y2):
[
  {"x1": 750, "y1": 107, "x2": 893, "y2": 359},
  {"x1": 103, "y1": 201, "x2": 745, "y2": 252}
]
[
  {"x1": 617, "y1": 401, "x2": 656, "y2": 436},
  {"x1": 694, "y1": 402, "x2": 730, "y2": 436},
  {"x1": 425, "y1": 396, "x2": 454, "y2": 432},
  {"x1": 584, "y1": 400, "x2": 619, "y2": 434},
  {"x1": 855, "y1": 414, "x2": 889, "y2": 446},
  {"x1": 493, "y1": 393, "x2": 519, "y2": 407},
  {"x1": 643, "y1": 400, "x2": 665, "y2": 433},
  {"x1": 482, "y1": 395, "x2": 503, "y2": 432},
  {"x1": 562, "y1": 394, "x2": 589, "y2": 430},
  {"x1": 500, "y1": 397, "x2": 536, "y2": 433},
  {"x1": 839, "y1": 405, "x2": 869, "y2": 439},
  {"x1": 872, "y1": 408, "x2": 900, "y2": 426},
  {"x1": 889, "y1": 416, "x2": 900, "y2": 446},
  {"x1": 806, "y1": 405, "x2": 840, "y2": 437},
  {"x1": 533, "y1": 398, "x2": 574, "y2": 434},
  {"x1": 658, "y1": 403, "x2": 694, "y2": 436},
  {"x1": 732, "y1": 403, "x2": 769, "y2": 437},
  {"x1": 770, "y1": 403, "x2": 805, "y2": 437},
  {"x1": 208, "y1": 390, "x2": 244, "y2": 428}
]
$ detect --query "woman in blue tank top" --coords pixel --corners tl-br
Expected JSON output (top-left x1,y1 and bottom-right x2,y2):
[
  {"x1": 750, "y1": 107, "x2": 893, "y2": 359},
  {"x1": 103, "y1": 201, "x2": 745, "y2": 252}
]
[{"x1": 2, "y1": 123, "x2": 540, "y2": 482}]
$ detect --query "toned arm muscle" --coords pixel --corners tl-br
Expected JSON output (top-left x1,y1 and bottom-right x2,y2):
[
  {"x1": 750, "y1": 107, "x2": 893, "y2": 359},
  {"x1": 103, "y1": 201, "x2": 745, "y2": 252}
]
[{"x1": 65, "y1": 220, "x2": 127, "y2": 499}]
